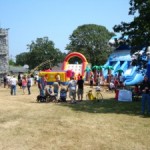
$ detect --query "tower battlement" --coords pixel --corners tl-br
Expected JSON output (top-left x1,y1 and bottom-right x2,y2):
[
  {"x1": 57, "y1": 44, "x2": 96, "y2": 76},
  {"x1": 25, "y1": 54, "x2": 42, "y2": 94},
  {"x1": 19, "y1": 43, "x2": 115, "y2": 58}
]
[{"x1": 0, "y1": 28, "x2": 9, "y2": 76}]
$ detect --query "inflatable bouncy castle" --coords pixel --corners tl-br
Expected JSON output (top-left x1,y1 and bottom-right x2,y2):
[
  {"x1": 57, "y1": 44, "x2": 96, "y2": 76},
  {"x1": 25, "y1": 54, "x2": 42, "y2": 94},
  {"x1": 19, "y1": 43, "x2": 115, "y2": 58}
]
[
  {"x1": 104, "y1": 36, "x2": 150, "y2": 86},
  {"x1": 39, "y1": 52, "x2": 88, "y2": 84}
]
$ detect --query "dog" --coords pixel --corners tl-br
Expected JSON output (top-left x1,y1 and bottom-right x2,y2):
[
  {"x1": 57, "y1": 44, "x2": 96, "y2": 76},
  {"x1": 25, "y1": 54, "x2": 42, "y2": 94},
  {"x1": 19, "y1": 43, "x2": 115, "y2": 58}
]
[{"x1": 36, "y1": 95, "x2": 46, "y2": 103}]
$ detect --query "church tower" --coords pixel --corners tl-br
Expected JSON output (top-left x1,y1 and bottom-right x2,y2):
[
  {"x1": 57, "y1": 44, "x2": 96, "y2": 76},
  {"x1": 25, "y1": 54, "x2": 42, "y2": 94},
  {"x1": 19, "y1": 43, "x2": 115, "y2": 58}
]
[{"x1": 0, "y1": 28, "x2": 9, "y2": 77}]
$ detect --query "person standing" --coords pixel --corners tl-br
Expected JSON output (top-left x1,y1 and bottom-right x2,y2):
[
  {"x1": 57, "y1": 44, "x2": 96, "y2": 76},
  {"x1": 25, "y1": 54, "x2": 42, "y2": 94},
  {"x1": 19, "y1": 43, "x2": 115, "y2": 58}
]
[
  {"x1": 3, "y1": 74, "x2": 7, "y2": 88},
  {"x1": 89, "y1": 72, "x2": 94, "y2": 88},
  {"x1": 140, "y1": 75, "x2": 150, "y2": 115},
  {"x1": 27, "y1": 75, "x2": 32, "y2": 95},
  {"x1": 119, "y1": 73, "x2": 124, "y2": 88},
  {"x1": 10, "y1": 75, "x2": 18, "y2": 95},
  {"x1": 38, "y1": 75, "x2": 47, "y2": 97},
  {"x1": 22, "y1": 75, "x2": 27, "y2": 95},
  {"x1": 97, "y1": 75, "x2": 101, "y2": 86},
  {"x1": 77, "y1": 75, "x2": 84, "y2": 101},
  {"x1": 67, "y1": 77, "x2": 77, "y2": 103},
  {"x1": 7, "y1": 74, "x2": 11, "y2": 88},
  {"x1": 34, "y1": 74, "x2": 39, "y2": 85},
  {"x1": 18, "y1": 72, "x2": 22, "y2": 89}
]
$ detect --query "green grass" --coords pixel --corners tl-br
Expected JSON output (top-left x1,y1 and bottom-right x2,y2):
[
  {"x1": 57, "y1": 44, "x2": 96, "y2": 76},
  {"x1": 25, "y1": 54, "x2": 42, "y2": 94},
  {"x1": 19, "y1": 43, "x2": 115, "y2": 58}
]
[
  {"x1": 60, "y1": 98, "x2": 142, "y2": 115},
  {"x1": 0, "y1": 86, "x2": 150, "y2": 150}
]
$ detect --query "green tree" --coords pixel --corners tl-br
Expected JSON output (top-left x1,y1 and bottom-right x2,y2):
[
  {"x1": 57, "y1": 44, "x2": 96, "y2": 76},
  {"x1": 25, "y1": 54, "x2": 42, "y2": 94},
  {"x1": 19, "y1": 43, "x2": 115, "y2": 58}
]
[
  {"x1": 16, "y1": 52, "x2": 29, "y2": 66},
  {"x1": 16, "y1": 37, "x2": 66, "y2": 70},
  {"x1": 66, "y1": 24, "x2": 114, "y2": 66},
  {"x1": 9, "y1": 58, "x2": 16, "y2": 66},
  {"x1": 113, "y1": 0, "x2": 150, "y2": 53}
]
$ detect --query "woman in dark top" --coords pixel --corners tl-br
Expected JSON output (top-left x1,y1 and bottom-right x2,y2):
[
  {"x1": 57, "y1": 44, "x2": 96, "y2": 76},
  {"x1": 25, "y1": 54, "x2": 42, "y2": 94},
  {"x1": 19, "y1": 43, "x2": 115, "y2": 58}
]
[
  {"x1": 140, "y1": 76, "x2": 150, "y2": 115},
  {"x1": 77, "y1": 76, "x2": 84, "y2": 101}
]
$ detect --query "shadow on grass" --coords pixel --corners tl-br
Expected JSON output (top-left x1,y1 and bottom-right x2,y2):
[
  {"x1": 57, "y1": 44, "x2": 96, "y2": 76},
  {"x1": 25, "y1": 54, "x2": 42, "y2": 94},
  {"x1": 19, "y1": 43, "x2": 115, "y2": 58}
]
[{"x1": 56, "y1": 98, "x2": 150, "y2": 117}]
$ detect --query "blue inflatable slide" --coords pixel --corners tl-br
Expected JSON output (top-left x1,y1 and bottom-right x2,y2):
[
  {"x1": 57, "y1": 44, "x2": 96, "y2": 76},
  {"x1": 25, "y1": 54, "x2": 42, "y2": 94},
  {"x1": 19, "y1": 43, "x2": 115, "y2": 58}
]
[{"x1": 103, "y1": 45, "x2": 148, "y2": 86}]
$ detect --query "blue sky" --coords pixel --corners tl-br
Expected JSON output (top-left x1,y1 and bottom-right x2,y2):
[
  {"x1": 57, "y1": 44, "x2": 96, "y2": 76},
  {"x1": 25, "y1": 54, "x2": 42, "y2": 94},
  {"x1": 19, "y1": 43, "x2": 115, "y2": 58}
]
[{"x1": 0, "y1": 0, "x2": 133, "y2": 59}]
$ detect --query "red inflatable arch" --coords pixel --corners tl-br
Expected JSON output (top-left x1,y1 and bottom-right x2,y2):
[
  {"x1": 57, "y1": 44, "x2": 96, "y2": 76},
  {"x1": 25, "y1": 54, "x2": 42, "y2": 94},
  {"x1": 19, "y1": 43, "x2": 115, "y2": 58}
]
[{"x1": 62, "y1": 52, "x2": 88, "y2": 77}]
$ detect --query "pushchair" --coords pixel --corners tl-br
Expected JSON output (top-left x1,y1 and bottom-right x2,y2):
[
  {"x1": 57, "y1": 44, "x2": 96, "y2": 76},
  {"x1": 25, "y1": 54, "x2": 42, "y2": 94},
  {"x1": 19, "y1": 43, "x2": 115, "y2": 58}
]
[
  {"x1": 59, "y1": 88, "x2": 67, "y2": 102},
  {"x1": 36, "y1": 94, "x2": 57, "y2": 103},
  {"x1": 37, "y1": 88, "x2": 57, "y2": 103}
]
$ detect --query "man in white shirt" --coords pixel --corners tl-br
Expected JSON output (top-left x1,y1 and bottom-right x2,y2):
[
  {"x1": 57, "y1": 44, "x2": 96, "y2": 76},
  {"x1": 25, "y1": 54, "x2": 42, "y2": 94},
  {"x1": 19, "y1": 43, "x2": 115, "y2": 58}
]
[
  {"x1": 67, "y1": 77, "x2": 77, "y2": 103},
  {"x1": 10, "y1": 75, "x2": 18, "y2": 95},
  {"x1": 6, "y1": 74, "x2": 11, "y2": 88}
]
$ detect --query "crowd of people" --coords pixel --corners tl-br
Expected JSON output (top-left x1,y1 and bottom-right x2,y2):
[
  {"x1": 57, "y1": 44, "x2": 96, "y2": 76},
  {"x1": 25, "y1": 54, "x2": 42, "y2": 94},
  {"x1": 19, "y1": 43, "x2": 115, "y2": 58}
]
[
  {"x1": 89, "y1": 71, "x2": 124, "y2": 91},
  {"x1": 2, "y1": 71, "x2": 150, "y2": 115},
  {"x1": 36, "y1": 71, "x2": 126, "y2": 104},
  {"x1": 3, "y1": 73, "x2": 32, "y2": 95},
  {"x1": 37, "y1": 74, "x2": 84, "y2": 104},
  {"x1": 89, "y1": 72, "x2": 150, "y2": 115}
]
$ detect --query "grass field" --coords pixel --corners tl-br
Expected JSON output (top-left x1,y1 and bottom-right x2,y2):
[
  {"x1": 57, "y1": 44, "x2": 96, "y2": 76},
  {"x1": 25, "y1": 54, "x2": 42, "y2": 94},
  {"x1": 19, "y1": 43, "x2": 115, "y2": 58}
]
[{"x1": 0, "y1": 84, "x2": 150, "y2": 150}]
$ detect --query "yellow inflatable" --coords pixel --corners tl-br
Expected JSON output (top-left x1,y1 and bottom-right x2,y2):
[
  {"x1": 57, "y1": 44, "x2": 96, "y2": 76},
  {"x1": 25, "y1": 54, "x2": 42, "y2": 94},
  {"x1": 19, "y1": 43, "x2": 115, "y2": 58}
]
[{"x1": 39, "y1": 71, "x2": 69, "y2": 82}]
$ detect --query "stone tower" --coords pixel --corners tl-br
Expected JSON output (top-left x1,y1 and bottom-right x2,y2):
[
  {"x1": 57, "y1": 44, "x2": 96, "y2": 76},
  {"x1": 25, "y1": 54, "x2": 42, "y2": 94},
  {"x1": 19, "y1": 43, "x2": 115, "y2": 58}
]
[{"x1": 0, "y1": 28, "x2": 9, "y2": 77}]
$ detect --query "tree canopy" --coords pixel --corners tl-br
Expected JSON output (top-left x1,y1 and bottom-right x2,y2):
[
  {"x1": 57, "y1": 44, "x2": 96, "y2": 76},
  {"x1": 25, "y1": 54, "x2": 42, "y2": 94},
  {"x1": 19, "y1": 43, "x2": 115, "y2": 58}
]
[
  {"x1": 16, "y1": 37, "x2": 66, "y2": 70},
  {"x1": 9, "y1": 58, "x2": 16, "y2": 66},
  {"x1": 113, "y1": 0, "x2": 150, "y2": 53},
  {"x1": 66, "y1": 24, "x2": 114, "y2": 66}
]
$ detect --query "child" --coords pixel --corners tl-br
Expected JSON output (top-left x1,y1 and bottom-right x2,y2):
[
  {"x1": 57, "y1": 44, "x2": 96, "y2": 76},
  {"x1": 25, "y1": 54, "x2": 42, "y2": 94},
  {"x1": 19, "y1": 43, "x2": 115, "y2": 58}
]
[
  {"x1": 109, "y1": 81, "x2": 115, "y2": 91},
  {"x1": 45, "y1": 85, "x2": 53, "y2": 96},
  {"x1": 59, "y1": 86, "x2": 67, "y2": 102},
  {"x1": 53, "y1": 81, "x2": 59, "y2": 97},
  {"x1": 87, "y1": 90, "x2": 95, "y2": 100},
  {"x1": 95, "y1": 86, "x2": 101, "y2": 91}
]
